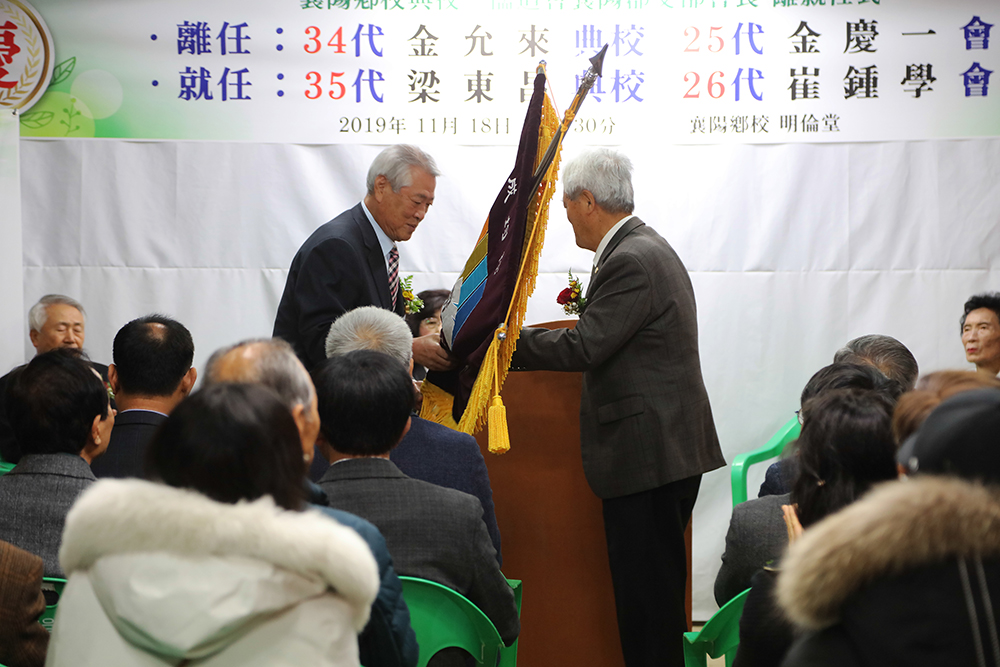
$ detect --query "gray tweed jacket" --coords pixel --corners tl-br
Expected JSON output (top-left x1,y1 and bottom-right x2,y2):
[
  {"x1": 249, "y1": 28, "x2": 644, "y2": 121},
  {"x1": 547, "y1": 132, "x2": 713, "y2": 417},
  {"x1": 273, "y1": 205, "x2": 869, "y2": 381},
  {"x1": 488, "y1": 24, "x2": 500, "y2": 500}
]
[
  {"x1": 512, "y1": 217, "x2": 725, "y2": 499},
  {"x1": 714, "y1": 492, "x2": 791, "y2": 606},
  {"x1": 319, "y1": 458, "x2": 519, "y2": 646},
  {"x1": 0, "y1": 453, "x2": 96, "y2": 577}
]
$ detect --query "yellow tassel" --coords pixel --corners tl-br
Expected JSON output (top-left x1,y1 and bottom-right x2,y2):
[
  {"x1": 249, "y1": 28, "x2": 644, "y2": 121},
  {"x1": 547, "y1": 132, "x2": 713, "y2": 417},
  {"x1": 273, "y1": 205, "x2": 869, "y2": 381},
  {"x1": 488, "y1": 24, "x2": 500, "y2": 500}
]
[{"x1": 488, "y1": 395, "x2": 510, "y2": 454}]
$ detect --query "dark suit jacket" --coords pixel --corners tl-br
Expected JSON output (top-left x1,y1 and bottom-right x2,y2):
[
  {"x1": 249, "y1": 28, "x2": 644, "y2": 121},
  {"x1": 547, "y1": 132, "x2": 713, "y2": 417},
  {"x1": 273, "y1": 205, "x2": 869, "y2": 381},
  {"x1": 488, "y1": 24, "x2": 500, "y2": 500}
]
[
  {"x1": 512, "y1": 218, "x2": 725, "y2": 499},
  {"x1": 390, "y1": 416, "x2": 502, "y2": 566},
  {"x1": 319, "y1": 458, "x2": 519, "y2": 647},
  {"x1": 273, "y1": 203, "x2": 405, "y2": 369},
  {"x1": 714, "y1": 492, "x2": 790, "y2": 606},
  {"x1": 309, "y1": 491, "x2": 418, "y2": 667},
  {"x1": 0, "y1": 540, "x2": 48, "y2": 667},
  {"x1": 90, "y1": 409, "x2": 167, "y2": 479},
  {"x1": 0, "y1": 453, "x2": 97, "y2": 577}
]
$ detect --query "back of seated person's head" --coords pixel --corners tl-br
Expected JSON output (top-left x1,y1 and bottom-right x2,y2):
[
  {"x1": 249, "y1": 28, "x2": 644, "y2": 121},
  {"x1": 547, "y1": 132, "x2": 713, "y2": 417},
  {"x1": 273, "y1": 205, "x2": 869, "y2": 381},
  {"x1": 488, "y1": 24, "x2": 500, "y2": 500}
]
[
  {"x1": 892, "y1": 370, "x2": 1000, "y2": 444},
  {"x1": 312, "y1": 350, "x2": 414, "y2": 457},
  {"x1": 833, "y1": 334, "x2": 919, "y2": 392},
  {"x1": 791, "y1": 388, "x2": 898, "y2": 528},
  {"x1": 799, "y1": 362, "x2": 902, "y2": 424},
  {"x1": 204, "y1": 338, "x2": 315, "y2": 415},
  {"x1": 6, "y1": 348, "x2": 111, "y2": 458},
  {"x1": 112, "y1": 314, "x2": 195, "y2": 397},
  {"x1": 325, "y1": 305, "x2": 413, "y2": 366},
  {"x1": 900, "y1": 388, "x2": 1000, "y2": 485},
  {"x1": 145, "y1": 383, "x2": 305, "y2": 511}
]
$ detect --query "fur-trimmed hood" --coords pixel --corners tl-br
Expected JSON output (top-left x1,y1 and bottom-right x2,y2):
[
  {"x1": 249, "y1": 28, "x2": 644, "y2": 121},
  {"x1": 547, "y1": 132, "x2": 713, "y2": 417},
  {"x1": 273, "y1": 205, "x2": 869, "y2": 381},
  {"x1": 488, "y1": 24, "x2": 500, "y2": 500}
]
[
  {"x1": 57, "y1": 479, "x2": 379, "y2": 655},
  {"x1": 778, "y1": 476, "x2": 1000, "y2": 630}
]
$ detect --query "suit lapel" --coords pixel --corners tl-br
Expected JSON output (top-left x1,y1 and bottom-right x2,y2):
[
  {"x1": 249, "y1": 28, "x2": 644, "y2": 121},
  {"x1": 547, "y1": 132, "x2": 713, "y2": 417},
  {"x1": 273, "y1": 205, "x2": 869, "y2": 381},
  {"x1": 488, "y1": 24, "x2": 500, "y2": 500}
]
[
  {"x1": 355, "y1": 206, "x2": 393, "y2": 311},
  {"x1": 587, "y1": 217, "x2": 645, "y2": 299}
]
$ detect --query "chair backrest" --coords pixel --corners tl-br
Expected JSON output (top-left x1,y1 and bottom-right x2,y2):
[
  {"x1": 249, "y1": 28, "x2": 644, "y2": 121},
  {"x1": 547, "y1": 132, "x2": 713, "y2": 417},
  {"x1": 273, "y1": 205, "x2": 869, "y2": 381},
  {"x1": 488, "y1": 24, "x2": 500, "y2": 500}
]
[
  {"x1": 730, "y1": 416, "x2": 801, "y2": 506},
  {"x1": 498, "y1": 579, "x2": 522, "y2": 667},
  {"x1": 682, "y1": 588, "x2": 750, "y2": 667},
  {"x1": 39, "y1": 577, "x2": 66, "y2": 632},
  {"x1": 399, "y1": 576, "x2": 504, "y2": 667}
]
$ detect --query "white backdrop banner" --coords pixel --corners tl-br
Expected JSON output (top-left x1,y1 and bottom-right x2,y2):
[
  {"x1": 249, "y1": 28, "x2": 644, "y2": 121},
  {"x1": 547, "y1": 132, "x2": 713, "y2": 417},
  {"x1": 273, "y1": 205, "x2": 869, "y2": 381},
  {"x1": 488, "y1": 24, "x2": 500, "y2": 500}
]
[
  {"x1": 0, "y1": 109, "x2": 23, "y2": 372},
  {"x1": 9, "y1": 0, "x2": 999, "y2": 143}
]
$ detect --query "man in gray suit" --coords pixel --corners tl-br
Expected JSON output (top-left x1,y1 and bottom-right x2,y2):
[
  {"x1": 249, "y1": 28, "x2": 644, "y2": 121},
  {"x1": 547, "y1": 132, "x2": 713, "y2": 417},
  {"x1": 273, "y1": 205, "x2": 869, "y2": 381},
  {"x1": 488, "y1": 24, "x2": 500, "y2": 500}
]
[
  {"x1": 323, "y1": 305, "x2": 503, "y2": 564},
  {"x1": 0, "y1": 349, "x2": 114, "y2": 576},
  {"x1": 315, "y1": 350, "x2": 518, "y2": 665},
  {"x1": 512, "y1": 149, "x2": 725, "y2": 667}
]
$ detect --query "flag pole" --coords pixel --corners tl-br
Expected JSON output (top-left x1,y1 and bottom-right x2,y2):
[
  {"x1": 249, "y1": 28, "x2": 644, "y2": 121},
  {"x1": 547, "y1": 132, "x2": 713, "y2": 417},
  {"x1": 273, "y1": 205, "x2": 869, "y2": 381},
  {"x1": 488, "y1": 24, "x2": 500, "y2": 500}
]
[{"x1": 527, "y1": 44, "x2": 608, "y2": 200}]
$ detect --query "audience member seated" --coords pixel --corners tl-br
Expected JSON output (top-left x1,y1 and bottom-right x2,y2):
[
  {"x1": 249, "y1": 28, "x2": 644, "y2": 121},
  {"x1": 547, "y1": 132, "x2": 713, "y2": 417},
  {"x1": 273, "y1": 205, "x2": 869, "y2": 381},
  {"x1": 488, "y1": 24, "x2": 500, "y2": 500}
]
[
  {"x1": 0, "y1": 539, "x2": 49, "y2": 667},
  {"x1": 45, "y1": 383, "x2": 378, "y2": 666},
  {"x1": 733, "y1": 389, "x2": 898, "y2": 667},
  {"x1": 404, "y1": 289, "x2": 449, "y2": 381},
  {"x1": 0, "y1": 349, "x2": 113, "y2": 576},
  {"x1": 778, "y1": 388, "x2": 1000, "y2": 667},
  {"x1": 204, "y1": 337, "x2": 418, "y2": 667},
  {"x1": 314, "y1": 351, "x2": 519, "y2": 666},
  {"x1": 91, "y1": 315, "x2": 196, "y2": 479},
  {"x1": 0, "y1": 295, "x2": 110, "y2": 463},
  {"x1": 961, "y1": 292, "x2": 1000, "y2": 377},
  {"x1": 324, "y1": 306, "x2": 503, "y2": 564},
  {"x1": 833, "y1": 333, "x2": 919, "y2": 391},
  {"x1": 715, "y1": 363, "x2": 896, "y2": 605},
  {"x1": 892, "y1": 369, "x2": 1000, "y2": 450},
  {"x1": 757, "y1": 361, "x2": 901, "y2": 499}
]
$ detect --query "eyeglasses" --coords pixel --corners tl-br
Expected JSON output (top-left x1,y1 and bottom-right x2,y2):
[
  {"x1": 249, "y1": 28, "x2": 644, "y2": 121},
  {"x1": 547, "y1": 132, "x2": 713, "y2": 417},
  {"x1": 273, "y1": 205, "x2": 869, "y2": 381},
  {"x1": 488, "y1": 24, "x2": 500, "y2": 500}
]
[{"x1": 795, "y1": 409, "x2": 804, "y2": 425}]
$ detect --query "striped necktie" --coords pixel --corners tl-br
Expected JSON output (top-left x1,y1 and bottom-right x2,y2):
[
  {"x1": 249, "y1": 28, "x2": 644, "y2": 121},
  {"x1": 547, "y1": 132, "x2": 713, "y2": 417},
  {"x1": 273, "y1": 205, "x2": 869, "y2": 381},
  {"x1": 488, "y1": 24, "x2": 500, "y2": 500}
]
[{"x1": 388, "y1": 245, "x2": 399, "y2": 310}]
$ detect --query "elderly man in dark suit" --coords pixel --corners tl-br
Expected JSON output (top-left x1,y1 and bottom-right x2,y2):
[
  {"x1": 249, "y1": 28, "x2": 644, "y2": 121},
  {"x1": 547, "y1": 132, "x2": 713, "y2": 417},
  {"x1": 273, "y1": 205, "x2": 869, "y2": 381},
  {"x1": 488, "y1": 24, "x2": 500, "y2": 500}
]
[
  {"x1": 511, "y1": 149, "x2": 725, "y2": 667},
  {"x1": 322, "y1": 305, "x2": 503, "y2": 564},
  {"x1": 315, "y1": 351, "x2": 518, "y2": 666},
  {"x1": 0, "y1": 349, "x2": 114, "y2": 576},
  {"x1": 91, "y1": 315, "x2": 196, "y2": 479},
  {"x1": 273, "y1": 144, "x2": 453, "y2": 374}
]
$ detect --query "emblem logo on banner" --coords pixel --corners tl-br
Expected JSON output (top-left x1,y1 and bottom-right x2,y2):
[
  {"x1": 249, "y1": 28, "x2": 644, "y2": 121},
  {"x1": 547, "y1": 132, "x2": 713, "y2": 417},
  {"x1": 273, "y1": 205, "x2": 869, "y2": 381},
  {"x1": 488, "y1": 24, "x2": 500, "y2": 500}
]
[{"x1": 0, "y1": 0, "x2": 54, "y2": 112}]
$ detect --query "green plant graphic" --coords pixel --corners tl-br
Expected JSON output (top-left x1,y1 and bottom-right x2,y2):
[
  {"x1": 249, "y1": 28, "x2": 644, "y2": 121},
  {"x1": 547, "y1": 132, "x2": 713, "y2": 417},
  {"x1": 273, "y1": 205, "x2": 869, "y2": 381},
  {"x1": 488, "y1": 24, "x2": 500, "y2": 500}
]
[{"x1": 59, "y1": 97, "x2": 81, "y2": 135}]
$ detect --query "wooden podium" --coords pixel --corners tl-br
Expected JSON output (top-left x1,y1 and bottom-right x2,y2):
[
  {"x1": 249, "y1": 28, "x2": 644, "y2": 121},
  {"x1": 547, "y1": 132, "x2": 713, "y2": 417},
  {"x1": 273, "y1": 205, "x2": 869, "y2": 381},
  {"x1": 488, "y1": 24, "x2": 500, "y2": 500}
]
[
  {"x1": 473, "y1": 324, "x2": 621, "y2": 667},
  {"x1": 472, "y1": 321, "x2": 692, "y2": 667}
]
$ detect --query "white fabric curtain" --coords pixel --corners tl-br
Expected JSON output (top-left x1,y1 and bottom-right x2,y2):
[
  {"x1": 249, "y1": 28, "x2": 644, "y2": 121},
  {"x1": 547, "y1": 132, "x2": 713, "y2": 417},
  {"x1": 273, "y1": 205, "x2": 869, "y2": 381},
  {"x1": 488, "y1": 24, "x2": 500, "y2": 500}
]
[{"x1": 17, "y1": 137, "x2": 1000, "y2": 617}]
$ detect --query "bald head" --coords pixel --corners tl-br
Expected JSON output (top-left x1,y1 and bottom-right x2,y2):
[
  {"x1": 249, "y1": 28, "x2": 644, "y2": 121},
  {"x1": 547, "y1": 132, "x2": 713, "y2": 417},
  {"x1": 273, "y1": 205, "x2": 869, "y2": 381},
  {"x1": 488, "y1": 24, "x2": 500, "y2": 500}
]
[{"x1": 204, "y1": 338, "x2": 319, "y2": 461}]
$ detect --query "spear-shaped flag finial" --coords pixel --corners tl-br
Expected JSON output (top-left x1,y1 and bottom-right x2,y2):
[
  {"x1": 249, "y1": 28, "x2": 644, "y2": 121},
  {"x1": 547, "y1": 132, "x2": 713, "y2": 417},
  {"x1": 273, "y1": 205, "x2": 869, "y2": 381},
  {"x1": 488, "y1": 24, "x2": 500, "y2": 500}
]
[
  {"x1": 528, "y1": 44, "x2": 609, "y2": 195},
  {"x1": 589, "y1": 44, "x2": 608, "y2": 78}
]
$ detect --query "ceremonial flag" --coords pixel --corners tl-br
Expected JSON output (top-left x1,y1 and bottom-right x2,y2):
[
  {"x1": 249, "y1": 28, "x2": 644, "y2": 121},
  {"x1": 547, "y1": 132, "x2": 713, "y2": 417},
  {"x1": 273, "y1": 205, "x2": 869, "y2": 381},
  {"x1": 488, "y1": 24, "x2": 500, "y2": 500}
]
[{"x1": 420, "y1": 67, "x2": 562, "y2": 452}]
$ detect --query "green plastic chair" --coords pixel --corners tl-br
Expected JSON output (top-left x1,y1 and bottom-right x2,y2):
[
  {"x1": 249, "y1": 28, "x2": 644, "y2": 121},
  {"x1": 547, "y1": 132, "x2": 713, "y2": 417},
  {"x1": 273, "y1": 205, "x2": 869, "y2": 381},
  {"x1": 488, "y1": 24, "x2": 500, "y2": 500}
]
[
  {"x1": 400, "y1": 576, "x2": 520, "y2": 667},
  {"x1": 682, "y1": 588, "x2": 750, "y2": 667},
  {"x1": 498, "y1": 579, "x2": 522, "y2": 667},
  {"x1": 730, "y1": 416, "x2": 801, "y2": 506},
  {"x1": 39, "y1": 577, "x2": 66, "y2": 632}
]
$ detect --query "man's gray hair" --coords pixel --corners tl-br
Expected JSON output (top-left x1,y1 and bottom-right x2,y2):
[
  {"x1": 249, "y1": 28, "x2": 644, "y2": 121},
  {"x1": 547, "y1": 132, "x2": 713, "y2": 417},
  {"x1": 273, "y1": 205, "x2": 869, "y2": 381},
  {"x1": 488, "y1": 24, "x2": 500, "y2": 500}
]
[
  {"x1": 562, "y1": 148, "x2": 635, "y2": 214},
  {"x1": 28, "y1": 294, "x2": 86, "y2": 332},
  {"x1": 204, "y1": 338, "x2": 314, "y2": 411},
  {"x1": 326, "y1": 306, "x2": 413, "y2": 366},
  {"x1": 365, "y1": 145, "x2": 440, "y2": 194},
  {"x1": 834, "y1": 334, "x2": 919, "y2": 392}
]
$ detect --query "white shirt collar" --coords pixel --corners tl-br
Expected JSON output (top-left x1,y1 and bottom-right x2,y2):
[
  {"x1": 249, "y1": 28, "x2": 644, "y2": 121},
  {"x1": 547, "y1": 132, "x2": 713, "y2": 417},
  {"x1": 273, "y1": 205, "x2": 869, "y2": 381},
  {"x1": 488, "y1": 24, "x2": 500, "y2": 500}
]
[
  {"x1": 592, "y1": 215, "x2": 635, "y2": 273},
  {"x1": 361, "y1": 200, "x2": 397, "y2": 267}
]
